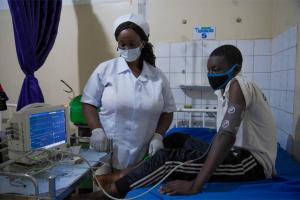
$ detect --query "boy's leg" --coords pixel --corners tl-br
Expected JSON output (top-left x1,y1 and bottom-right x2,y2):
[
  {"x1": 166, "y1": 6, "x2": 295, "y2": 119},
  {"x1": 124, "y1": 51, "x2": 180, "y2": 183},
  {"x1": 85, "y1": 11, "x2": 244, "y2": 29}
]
[
  {"x1": 209, "y1": 148, "x2": 266, "y2": 182},
  {"x1": 182, "y1": 136, "x2": 210, "y2": 152},
  {"x1": 94, "y1": 159, "x2": 147, "y2": 192},
  {"x1": 114, "y1": 147, "x2": 265, "y2": 196},
  {"x1": 158, "y1": 148, "x2": 265, "y2": 183},
  {"x1": 115, "y1": 147, "x2": 206, "y2": 195},
  {"x1": 95, "y1": 135, "x2": 210, "y2": 191},
  {"x1": 163, "y1": 133, "x2": 210, "y2": 152},
  {"x1": 163, "y1": 133, "x2": 190, "y2": 148}
]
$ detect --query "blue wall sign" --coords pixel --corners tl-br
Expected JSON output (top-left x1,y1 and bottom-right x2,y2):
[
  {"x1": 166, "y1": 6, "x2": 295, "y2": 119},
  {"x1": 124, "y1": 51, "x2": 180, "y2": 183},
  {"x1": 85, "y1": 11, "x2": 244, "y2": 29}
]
[{"x1": 193, "y1": 26, "x2": 216, "y2": 40}]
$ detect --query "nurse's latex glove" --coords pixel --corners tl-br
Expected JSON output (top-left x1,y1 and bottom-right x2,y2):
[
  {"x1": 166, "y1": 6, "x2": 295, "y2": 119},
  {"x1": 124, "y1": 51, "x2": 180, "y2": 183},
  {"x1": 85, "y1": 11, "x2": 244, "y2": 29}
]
[
  {"x1": 148, "y1": 133, "x2": 164, "y2": 156},
  {"x1": 90, "y1": 128, "x2": 107, "y2": 152}
]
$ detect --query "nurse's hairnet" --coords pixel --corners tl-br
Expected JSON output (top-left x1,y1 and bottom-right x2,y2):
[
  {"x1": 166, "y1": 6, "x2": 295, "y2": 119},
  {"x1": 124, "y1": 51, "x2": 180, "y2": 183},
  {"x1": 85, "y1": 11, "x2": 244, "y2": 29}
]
[{"x1": 113, "y1": 13, "x2": 150, "y2": 37}]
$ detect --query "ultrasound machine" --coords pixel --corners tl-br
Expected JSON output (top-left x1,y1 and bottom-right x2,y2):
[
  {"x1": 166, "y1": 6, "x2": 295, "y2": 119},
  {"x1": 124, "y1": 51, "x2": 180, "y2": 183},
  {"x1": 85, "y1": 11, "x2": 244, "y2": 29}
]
[
  {"x1": 6, "y1": 103, "x2": 69, "y2": 164},
  {"x1": 0, "y1": 103, "x2": 107, "y2": 199}
]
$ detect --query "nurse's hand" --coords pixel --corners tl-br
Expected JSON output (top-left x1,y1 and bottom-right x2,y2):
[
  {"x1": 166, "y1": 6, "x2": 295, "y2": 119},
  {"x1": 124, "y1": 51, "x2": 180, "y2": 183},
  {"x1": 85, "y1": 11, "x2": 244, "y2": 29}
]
[
  {"x1": 148, "y1": 133, "x2": 164, "y2": 156},
  {"x1": 90, "y1": 128, "x2": 107, "y2": 152}
]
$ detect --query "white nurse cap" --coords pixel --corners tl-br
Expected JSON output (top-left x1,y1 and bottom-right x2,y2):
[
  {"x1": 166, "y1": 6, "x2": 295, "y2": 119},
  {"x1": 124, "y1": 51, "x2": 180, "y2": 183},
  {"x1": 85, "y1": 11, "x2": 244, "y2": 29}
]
[{"x1": 113, "y1": 13, "x2": 150, "y2": 37}]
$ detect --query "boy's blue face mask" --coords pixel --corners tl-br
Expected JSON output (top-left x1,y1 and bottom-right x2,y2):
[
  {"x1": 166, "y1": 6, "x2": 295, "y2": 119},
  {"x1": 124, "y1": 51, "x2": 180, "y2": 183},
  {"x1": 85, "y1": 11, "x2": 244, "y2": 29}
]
[{"x1": 207, "y1": 64, "x2": 238, "y2": 90}]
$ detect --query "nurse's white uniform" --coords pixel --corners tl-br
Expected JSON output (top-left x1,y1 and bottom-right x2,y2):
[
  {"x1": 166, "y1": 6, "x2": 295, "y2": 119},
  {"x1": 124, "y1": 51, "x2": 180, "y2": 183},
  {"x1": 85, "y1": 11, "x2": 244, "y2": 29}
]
[{"x1": 81, "y1": 57, "x2": 176, "y2": 169}]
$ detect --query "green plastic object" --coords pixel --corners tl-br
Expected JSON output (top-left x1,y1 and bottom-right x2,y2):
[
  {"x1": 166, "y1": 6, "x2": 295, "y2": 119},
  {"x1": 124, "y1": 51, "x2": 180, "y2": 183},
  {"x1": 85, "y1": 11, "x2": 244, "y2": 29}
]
[{"x1": 69, "y1": 95, "x2": 87, "y2": 125}]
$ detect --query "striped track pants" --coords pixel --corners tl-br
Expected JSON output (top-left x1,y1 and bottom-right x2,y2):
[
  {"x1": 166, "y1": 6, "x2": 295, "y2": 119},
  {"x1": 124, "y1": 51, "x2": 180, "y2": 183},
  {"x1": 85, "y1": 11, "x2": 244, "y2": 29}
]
[{"x1": 115, "y1": 134, "x2": 265, "y2": 195}]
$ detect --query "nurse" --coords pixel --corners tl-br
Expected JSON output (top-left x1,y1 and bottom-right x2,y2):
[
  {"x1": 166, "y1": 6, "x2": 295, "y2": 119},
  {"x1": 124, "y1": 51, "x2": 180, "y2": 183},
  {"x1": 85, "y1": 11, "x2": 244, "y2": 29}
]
[{"x1": 81, "y1": 13, "x2": 176, "y2": 170}]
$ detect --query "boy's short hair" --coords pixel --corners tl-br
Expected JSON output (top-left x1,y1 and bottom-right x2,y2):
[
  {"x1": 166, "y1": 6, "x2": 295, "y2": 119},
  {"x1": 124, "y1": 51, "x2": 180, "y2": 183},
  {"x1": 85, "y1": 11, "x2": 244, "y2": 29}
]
[{"x1": 210, "y1": 45, "x2": 243, "y2": 66}]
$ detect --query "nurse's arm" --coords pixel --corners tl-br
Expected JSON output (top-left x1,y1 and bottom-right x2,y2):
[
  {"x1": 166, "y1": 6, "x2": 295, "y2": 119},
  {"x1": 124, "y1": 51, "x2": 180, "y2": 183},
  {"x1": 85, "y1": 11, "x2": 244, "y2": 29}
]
[
  {"x1": 155, "y1": 112, "x2": 173, "y2": 135},
  {"x1": 82, "y1": 103, "x2": 102, "y2": 130}
]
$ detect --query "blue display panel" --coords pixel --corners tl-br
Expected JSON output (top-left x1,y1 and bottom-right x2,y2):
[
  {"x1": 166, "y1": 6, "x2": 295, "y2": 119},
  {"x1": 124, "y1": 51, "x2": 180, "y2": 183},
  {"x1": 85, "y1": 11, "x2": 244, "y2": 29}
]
[{"x1": 29, "y1": 109, "x2": 67, "y2": 149}]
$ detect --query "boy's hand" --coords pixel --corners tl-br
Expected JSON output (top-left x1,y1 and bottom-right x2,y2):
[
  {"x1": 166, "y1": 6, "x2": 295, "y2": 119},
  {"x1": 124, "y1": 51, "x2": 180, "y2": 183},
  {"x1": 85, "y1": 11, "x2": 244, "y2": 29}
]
[{"x1": 159, "y1": 180, "x2": 201, "y2": 195}]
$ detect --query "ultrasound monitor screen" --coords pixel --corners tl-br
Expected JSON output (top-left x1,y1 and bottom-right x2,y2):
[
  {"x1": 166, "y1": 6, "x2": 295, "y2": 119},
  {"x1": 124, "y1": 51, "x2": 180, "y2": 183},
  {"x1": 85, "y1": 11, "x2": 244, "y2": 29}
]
[{"x1": 29, "y1": 109, "x2": 67, "y2": 149}]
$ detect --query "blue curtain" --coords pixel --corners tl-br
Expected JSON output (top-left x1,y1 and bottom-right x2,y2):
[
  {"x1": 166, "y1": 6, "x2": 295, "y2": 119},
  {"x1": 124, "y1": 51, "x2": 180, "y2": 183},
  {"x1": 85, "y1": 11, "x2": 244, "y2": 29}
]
[{"x1": 8, "y1": 0, "x2": 62, "y2": 110}]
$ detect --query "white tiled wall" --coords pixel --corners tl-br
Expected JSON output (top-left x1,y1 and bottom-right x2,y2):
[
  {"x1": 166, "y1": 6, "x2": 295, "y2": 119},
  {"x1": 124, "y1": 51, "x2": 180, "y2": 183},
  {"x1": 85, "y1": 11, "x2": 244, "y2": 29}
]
[
  {"x1": 155, "y1": 41, "x2": 217, "y2": 111},
  {"x1": 154, "y1": 25, "x2": 297, "y2": 142},
  {"x1": 270, "y1": 25, "x2": 297, "y2": 151}
]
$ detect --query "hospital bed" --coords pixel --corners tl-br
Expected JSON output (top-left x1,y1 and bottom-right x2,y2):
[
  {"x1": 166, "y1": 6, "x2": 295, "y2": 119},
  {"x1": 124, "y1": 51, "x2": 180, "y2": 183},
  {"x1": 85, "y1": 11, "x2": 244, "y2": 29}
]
[{"x1": 126, "y1": 127, "x2": 300, "y2": 200}]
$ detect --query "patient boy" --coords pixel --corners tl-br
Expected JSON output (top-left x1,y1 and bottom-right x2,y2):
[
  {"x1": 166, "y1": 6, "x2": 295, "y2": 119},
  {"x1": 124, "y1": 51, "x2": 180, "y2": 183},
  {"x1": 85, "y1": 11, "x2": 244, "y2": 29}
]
[{"x1": 95, "y1": 45, "x2": 277, "y2": 197}]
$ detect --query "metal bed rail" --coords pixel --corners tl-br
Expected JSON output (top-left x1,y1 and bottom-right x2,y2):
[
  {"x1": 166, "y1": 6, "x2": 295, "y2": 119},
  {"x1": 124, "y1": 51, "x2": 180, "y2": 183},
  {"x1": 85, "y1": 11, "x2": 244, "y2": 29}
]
[{"x1": 175, "y1": 108, "x2": 217, "y2": 128}]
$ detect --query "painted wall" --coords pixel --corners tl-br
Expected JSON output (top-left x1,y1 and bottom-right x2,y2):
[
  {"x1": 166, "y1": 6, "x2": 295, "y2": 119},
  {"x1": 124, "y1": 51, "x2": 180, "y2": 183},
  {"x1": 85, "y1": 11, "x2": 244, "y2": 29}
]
[
  {"x1": 148, "y1": 0, "x2": 273, "y2": 42},
  {"x1": 0, "y1": 0, "x2": 274, "y2": 106}
]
